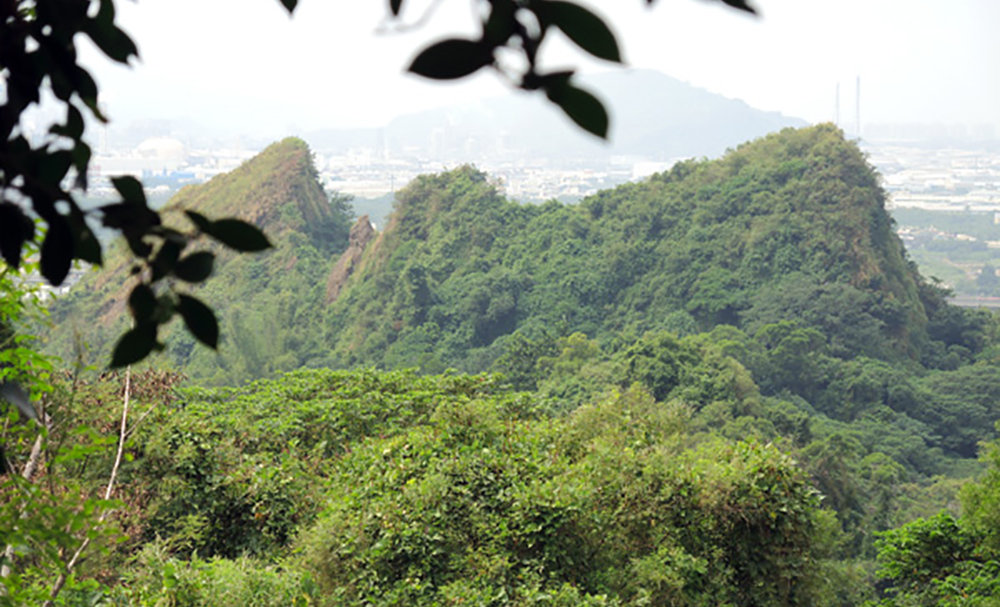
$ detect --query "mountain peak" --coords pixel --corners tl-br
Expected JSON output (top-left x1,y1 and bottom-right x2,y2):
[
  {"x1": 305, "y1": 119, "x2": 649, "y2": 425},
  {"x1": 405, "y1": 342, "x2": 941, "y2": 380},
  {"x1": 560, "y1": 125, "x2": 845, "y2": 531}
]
[
  {"x1": 164, "y1": 137, "x2": 340, "y2": 251},
  {"x1": 45, "y1": 138, "x2": 354, "y2": 376}
]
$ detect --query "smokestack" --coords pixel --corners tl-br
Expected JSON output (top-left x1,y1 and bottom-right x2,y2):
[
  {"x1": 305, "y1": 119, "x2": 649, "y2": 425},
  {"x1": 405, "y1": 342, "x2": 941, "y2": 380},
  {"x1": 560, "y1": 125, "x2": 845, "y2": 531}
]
[
  {"x1": 835, "y1": 82, "x2": 840, "y2": 127},
  {"x1": 855, "y1": 76, "x2": 861, "y2": 139}
]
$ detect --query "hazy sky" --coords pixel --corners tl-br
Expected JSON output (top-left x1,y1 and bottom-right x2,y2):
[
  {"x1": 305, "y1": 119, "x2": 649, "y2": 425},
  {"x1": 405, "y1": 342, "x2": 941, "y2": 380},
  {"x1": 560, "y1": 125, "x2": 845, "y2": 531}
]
[{"x1": 80, "y1": 0, "x2": 999, "y2": 138}]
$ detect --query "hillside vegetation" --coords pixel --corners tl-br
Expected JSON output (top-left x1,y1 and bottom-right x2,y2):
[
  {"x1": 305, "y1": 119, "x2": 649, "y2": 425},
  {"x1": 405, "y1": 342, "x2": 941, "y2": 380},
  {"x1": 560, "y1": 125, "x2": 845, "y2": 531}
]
[
  {"x1": 44, "y1": 138, "x2": 354, "y2": 383},
  {"x1": 51, "y1": 126, "x2": 980, "y2": 381},
  {"x1": 19, "y1": 125, "x2": 1000, "y2": 606},
  {"x1": 44, "y1": 125, "x2": 1000, "y2": 475},
  {"x1": 4, "y1": 363, "x2": 998, "y2": 606},
  {"x1": 330, "y1": 125, "x2": 935, "y2": 371}
]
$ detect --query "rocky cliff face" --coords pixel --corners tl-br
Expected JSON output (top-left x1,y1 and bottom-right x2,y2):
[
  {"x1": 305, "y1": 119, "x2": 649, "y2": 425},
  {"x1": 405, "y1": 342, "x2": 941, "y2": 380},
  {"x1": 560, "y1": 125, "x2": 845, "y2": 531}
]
[{"x1": 326, "y1": 215, "x2": 376, "y2": 304}]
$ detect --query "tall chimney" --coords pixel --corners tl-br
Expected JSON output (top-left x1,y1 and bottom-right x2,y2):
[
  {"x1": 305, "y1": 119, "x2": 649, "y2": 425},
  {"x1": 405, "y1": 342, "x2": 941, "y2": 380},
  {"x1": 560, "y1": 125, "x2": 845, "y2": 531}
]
[
  {"x1": 855, "y1": 76, "x2": 862, "y2": 139},
  {"x1": 835, "y1": 82, "x2": 840, "y2": 126}
]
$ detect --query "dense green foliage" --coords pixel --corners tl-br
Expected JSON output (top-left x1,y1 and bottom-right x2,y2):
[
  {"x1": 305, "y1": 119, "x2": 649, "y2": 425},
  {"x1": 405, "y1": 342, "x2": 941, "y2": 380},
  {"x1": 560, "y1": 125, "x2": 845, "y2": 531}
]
[
  {"x1": 2, "y1": 368, "x2": 834, "y2": 607},
  {"x1": 318, "y1": 125, "x2": 999, "y2": 500},
  {"x1": 327, "y1": 125, "x2": 935, "y2": 373},
  {"x1": 12, "y1": 0, "x2": 997, "y2": 602},
  {"x1": 302, "y1": 387, "x2": 822, "y2": 607},
  {"x1": 52, "y1": 126, "x2": 990, "y2": 388},
  {"x1": 22, "y1": 124, "x2": 1000, "y2": 605},
  {"x1": 870, "y1": 436, "x2": 1000, "y2": 607},
  {"x1": 13, "y1": 360, "x2": 997, "y2": 606},
  {"x1": 0, "y1": 268, "x2": 54, "y2": 403}
]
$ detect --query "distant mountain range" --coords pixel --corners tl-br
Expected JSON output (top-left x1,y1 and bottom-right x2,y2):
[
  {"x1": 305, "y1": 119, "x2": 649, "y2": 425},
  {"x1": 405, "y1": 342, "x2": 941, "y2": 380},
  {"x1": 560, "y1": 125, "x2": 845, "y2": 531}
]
[{"x1": 305, "y1": 70, "x2": 806, "y2": 162}]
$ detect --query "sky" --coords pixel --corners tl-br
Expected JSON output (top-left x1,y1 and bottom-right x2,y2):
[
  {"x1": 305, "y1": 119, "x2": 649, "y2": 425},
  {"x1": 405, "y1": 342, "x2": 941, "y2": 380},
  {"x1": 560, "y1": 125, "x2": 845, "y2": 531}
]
[{"x1": 78, "y1": 0, "x2": 999, "y2": 139}]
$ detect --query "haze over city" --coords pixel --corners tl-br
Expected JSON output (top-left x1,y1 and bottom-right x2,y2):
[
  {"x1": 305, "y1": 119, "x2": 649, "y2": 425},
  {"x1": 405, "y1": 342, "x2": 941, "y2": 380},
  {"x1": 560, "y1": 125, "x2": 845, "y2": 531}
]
[{"x1": 74, "y1": 0, "x2": 999, "y2": 139}]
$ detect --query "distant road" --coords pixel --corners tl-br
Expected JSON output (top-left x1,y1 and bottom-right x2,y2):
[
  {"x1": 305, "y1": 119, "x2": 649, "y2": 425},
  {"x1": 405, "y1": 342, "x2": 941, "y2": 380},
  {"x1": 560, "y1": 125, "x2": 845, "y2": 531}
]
[{"x1": 951, "y1": 295, "x2": 1000, "y2": 309}]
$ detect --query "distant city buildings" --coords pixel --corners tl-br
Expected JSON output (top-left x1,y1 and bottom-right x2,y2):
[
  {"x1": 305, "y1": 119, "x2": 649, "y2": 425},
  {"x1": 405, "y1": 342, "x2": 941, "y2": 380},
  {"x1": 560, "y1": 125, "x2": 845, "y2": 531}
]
[
  {"x1": 81, "y1": 122, "x2": 1000, "y2": 213},
  {"x1": 863, "y1": 140, "x2": 1000, "y2": 212},
  {"x1": 87, "y1": 133, "x2": 682, "y2": 203}
]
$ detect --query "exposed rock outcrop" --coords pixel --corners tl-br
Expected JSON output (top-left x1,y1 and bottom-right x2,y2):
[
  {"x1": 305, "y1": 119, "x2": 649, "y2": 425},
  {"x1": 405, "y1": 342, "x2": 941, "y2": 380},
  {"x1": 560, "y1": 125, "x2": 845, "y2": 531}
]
[{"x1": 326, "y1": 215, "x2": 375, "y2": 304}]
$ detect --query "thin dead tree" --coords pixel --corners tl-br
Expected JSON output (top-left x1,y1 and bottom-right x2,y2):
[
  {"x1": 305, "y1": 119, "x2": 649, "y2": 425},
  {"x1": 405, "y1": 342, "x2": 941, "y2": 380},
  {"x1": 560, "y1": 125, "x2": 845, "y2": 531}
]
[{"x1": 41, "y1": 365, "x2": 133, "y2": 607}]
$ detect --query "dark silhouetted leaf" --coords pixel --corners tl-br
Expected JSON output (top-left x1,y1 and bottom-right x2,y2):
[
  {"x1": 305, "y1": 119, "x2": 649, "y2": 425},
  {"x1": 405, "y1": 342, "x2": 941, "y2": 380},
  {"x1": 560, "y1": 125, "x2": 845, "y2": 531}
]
[
  {"x1": 100, "y1": 202, "x2": 160, "y2": 231},
  {"x1": 111, "y1": 323, "x2": 157, "y2": 368},
  {"x1": 185, "y1": 210, "x2": 212, "y2": 231},
  {"x1": 68, "y1": 213, "x2": 102, "y2": 265},
  {"x1": 278, "y1": 0, "x2": 298, "y2": 13},
  {"x1": 86, "y1": 24, "x2": 138, "y2": 64},
  {"x1": 50, "y1": 105, "x2": 85, "y2": 140},
  {"x1": 38, "y1": 150, "x2": 73, "y2": 187},
  {"x1": 151, "y1": 240, "x2": 182, "y2": 282},
  {"x1": 390, "y1": 0, "x2": 403, "y2": 16},
  {"x1": 111, "y1": 175, "x2": 147, "y2": 206},
  {"x1": 206, "y1": 219, "x2": 272, "y2": 252},
  {"x1": 538, "y1": 0, "x2": 621, "y2": 63},
  {"x1": 150, "y1": 226, "x2": 189, "y2": 244},
  {"x1": 74, "y1": 229, "x2": 102, "y2": 265},
  {"x1": 0, "y1": 203, "x2": 32, "y2": 268},
  {"x1": 177, "y1": 294, "x2": 219, "y2": 349},
  {"x1": 74, "y1": 67, "x2": 106, "y2": 121},
  {"x1": 720, "y1": 0, "x2": 757, "y2": 14},
  {"x1": 521, "y1": 69, "x2": 574, "y2": 91},
  {"x1": 41, "y1": 215, "x2": 73, "y2": 285},
  {"x1": 484, "y1": 0, "x2": 516, "y2": 45},
  {"x1": 126, "y1": 235, "x2": 153, "y2": 258},
  {"x1": 545, "y1": 79, "x2": 609, "y2": 139},
  {"x1": 71, "y1": 141, "x2": 92, "y2": 190},
  {"x1": 174, "y1": 251, "x2": 215, "y2": 283},
  {"x1": 101, "y1": 202, "x2": 160, "y2": 261},
  {"x1": 408, "y1": 39, "x2": 493, "y2": 80},
  {"x1": 128, "y1": 284, "x2": 157, "y2": 323},
  {"x1": 86, "y1": 0, "x2": 139, "y2": 63},
  {"x1": 99, "y1": 203, "x2": 132, "y2": 230}
]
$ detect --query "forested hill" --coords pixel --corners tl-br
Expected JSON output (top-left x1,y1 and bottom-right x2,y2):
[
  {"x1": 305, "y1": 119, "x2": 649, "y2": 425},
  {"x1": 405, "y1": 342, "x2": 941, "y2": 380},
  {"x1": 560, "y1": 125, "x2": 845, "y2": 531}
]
[
  {"x1": 160, "y1": 137, "x2": 348, "y2": 255},
  {"x1": 324, "y1": 124, "x2": 1000, "y2": 486},
  {"x1": 27, "y1": 126, "x2": 1000, "y2": 607},
  {"x1": 45, "y1": 126, "x2": 984, "y2": 387},
  {"x1": 326, "y1": 125, "x2": 956, "y2": 372},
  {"x1": 44, "y1": 138, "x2": 354, "y2": 382}
]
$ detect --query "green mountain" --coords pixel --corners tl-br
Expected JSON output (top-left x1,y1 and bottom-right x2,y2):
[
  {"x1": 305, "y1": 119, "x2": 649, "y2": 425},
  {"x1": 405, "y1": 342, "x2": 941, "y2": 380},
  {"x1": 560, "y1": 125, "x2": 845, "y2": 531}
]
[
  {"x1": 45, "y1": 137, "x2": 354, "y2": 383},
  {"x1": 46, "y1": 126, "x2": 991, "y2": 402},
  {"x1": 316, "y1": 125, "x2": 1000, "y2": 478},
  {"x1": 325, "y1": 124, "x2": 947, "y2": 371}
]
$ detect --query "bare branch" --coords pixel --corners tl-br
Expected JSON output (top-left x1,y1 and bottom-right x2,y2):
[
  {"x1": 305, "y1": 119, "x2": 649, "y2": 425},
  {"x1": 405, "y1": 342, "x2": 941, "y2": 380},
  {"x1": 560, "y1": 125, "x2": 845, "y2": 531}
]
[{"x1": 43, "y1": 366, "x2": 132, "y2": 607}]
